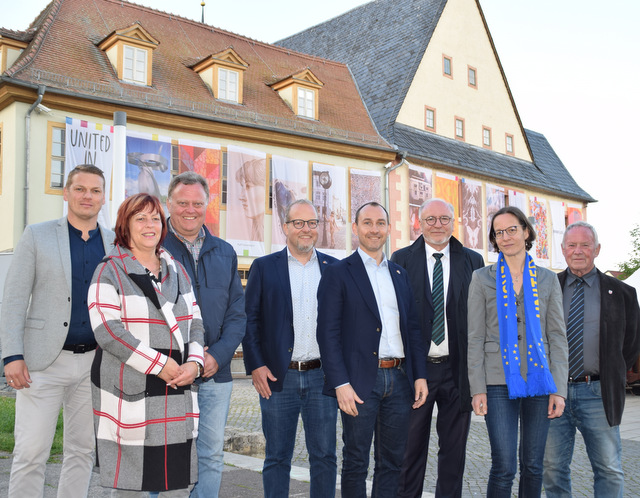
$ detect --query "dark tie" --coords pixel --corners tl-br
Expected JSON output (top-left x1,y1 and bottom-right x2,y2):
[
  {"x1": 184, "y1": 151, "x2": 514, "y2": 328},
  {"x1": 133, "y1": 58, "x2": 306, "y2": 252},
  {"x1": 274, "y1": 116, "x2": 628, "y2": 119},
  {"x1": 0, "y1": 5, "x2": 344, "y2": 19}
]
[
  {"x1": 567, "y1": 278, "x2": 585, "y2": 379},
  {"x1": 432, "y1": 253, "x2": 445, "y2": 345}
]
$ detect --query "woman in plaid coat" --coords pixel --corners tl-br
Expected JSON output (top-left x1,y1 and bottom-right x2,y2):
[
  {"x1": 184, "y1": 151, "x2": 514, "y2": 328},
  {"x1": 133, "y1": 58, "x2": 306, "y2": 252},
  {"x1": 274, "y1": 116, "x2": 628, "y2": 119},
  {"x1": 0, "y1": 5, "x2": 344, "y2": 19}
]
[{"x1": 88, "y1": 194, "x2": 205, "y2": 496}]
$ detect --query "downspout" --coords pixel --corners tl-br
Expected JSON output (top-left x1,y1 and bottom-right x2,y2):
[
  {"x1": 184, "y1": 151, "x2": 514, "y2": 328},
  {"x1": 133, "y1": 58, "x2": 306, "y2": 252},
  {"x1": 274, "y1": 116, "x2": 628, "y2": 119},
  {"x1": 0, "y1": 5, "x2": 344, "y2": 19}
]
[
  {"x1": 384, "y1": 151, "x2": 408, "y2": 256},
  {"x1": 24, "y1": 85, "x2": 46, "y2": 229}
]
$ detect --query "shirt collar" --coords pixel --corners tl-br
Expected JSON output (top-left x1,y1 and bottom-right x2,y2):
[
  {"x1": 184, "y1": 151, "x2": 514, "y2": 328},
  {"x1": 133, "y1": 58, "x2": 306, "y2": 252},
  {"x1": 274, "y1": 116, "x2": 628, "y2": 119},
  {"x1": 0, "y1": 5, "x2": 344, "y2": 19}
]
[
  {"x1": 357, "y1": 247, "x2": 388, "y2": 268},
  {"x1": 67, "y1": 220, "x2": 100, "y2": 239},
  {"x1": 286, "y1": 247, "x2": 318, "y2": 264},
  {"x1": 168, "y1": 218, "x2": 205, "y2": 245},
  {"x1": 424, "y1": 240, "x2": 450, "y2": 260},
  {"x1": 567, "y1": 266, "x2": 598, "y2": 287}
]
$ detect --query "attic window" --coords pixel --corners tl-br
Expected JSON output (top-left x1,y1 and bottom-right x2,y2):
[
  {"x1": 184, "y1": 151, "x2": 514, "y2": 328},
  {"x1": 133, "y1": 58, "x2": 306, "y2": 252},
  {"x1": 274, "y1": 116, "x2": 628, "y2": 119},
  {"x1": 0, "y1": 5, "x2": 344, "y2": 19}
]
[
  {"x1": 270, "y1": 69, "x2": 324, "y2": 120},
  {"x1": 0, "y1": 36, "x2": 28, "y2": 73},
  {"x1": 192, "y1": 48, "x2": 248, "y2": 104},
  {"x1": 483, "y1": 126, "x2": 492, "y2": 149},
  {"x1": 98, "y1": 24, "x2": 159, "y2": 87},
  {"x1": 425, "y1": 106, "x2": 436, "y2": 131},
  {"x1": 455, "y1": 117, "x2": 465, "y2": 141},
  {"x1": 506, "y1": 134, "x2": 515, "y2": 155},
  {"x1": 468, "y1": 66, "x2": 477, "y2": 88},
  {"x1": 443, "y1": 55, "x2": 453, "y2": 78}
]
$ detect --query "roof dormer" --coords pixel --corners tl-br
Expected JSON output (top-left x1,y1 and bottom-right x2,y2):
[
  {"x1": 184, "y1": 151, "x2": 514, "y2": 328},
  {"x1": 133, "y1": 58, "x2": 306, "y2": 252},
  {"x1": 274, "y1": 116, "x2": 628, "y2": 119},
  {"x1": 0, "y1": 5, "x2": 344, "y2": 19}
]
[
  {"x1": 0, "y1": 35, "x2": 28, "y2": 73},
  {"x1": 270, "y1": 69, "x2": 324, "y2": 120},
  {"x1": 98, "y1": 24, "x2": 159, "y2": 86},
  {"x1": 191, "y1": 48, "x2": 249, "y2": 104}
]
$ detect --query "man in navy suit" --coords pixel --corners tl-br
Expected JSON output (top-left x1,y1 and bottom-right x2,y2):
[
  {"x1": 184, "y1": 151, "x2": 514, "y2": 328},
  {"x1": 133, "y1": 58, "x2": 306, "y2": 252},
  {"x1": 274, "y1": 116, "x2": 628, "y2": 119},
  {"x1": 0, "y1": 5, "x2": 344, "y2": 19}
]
[
  {"x1": 317, "y1": 202, "x2": 428, "y2": 498},
  {"x1": 243, "y1": 199, "x2": 338, "y2": 498},
  {"x1": 393, "y1": 198, "x2": 484, "y2": 498}
]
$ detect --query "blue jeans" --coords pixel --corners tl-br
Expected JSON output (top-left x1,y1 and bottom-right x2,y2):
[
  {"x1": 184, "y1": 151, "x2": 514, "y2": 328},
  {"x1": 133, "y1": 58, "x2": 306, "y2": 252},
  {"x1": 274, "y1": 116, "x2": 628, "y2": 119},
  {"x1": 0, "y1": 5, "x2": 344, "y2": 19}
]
[
  {"x1": 484, "y1": 385, "x2": 550, "y2": 498},
  {"x1": 543, "y1": 380, "x2": 623, "y2": 498},
  {"x1": 190, "y1": 380, "x2": 233, "y2": 498},
  {"x1": 260, "y1": 367, "x2": 338, "y2": 498},
  {"x1": 341, "y1": 365, "x2": 413, "y2": 498}
]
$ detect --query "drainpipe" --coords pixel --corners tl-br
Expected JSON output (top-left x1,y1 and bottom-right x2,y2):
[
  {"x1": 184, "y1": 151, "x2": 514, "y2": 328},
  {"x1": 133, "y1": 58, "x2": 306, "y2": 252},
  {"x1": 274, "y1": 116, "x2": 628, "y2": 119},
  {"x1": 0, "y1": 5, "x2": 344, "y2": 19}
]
[
  {"x1": 384, "y1": 150, "x2": 408, "y2": 256},
  {"x1": 24, "y1": 85, "x2": 46, "y2": 229}
]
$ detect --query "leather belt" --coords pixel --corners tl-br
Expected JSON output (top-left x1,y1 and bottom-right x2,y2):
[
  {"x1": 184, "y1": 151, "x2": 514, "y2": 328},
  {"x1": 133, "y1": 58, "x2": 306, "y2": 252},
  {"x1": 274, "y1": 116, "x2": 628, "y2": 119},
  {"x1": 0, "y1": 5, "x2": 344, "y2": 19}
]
[
  {"x1": 427, "y1": 355, "x2": 449, "y2": 364},
  {"x1": 569, "y1": 374, "x2": 600, "y2": 383},
  {"x1": 378, "y1": 358, "x2": 404, "y2": 368},
  {"x1": 62, "y1": 343, "x2": 97, "y2": 354},
  {"x1": 289, "y1": 359, "x2": 321, "y2": 371}
]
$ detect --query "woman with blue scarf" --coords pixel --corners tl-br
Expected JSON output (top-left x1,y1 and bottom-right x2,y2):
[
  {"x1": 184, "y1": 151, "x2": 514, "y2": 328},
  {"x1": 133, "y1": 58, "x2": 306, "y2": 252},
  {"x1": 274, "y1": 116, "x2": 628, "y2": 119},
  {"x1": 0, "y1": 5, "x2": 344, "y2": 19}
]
[{"x1": 467, "y1": 206, "x2": 568, "y2": 497}]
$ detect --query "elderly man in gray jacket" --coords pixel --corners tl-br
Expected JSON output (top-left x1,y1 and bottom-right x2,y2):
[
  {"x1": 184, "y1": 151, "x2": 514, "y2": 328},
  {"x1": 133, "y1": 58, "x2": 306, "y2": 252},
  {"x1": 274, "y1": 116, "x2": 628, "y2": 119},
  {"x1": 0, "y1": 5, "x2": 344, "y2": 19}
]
[{"x1": 0, "y1": 165, "x2": 114, "y2": 498}]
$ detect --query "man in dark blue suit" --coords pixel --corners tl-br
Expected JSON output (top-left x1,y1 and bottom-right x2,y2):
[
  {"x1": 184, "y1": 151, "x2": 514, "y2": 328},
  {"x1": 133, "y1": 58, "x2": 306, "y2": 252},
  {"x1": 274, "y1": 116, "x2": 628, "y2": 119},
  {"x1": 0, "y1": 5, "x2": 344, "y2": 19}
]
[
  {"x1": 393, "y1": 198, "x2": 484, "y2": 498},
  {"x1": 317, "y1": 202, "x2": 428, "y2": 498},
  {"x1": 243, "y1": 199, "x2": 338, "y2": 498}
]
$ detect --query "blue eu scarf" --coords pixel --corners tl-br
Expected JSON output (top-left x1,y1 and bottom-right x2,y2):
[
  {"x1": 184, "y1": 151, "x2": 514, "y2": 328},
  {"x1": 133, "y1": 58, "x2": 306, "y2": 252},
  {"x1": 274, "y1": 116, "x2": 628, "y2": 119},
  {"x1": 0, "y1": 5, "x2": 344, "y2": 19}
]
[{"x1": 496, "y1": 253, "x2": 557, "y2": 399}]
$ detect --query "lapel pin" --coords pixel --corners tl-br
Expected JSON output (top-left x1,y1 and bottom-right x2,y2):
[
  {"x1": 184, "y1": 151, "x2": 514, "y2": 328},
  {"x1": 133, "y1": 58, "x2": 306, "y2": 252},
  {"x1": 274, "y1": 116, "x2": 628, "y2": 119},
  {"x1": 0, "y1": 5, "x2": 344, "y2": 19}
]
[
  {"x1": 396, "y1": 270, "x2": 401, "y2": 274},
  {"x1": 608, "y1": 290, "x2": 613, "y2": 294}
]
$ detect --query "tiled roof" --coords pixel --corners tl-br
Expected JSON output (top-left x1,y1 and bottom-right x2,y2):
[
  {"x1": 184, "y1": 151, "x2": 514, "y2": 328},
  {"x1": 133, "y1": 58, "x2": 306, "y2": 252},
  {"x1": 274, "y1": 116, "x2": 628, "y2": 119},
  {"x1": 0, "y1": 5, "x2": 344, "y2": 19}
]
[
  {"x1": 2, "y1": 0, "x2": 387, "y2": 147},
  {"x1": 393, "y1": 123, "x2": 595, "y2": 202},
  {"x1": 277, "y1": 0, "x2": 448, "y2": 137}
]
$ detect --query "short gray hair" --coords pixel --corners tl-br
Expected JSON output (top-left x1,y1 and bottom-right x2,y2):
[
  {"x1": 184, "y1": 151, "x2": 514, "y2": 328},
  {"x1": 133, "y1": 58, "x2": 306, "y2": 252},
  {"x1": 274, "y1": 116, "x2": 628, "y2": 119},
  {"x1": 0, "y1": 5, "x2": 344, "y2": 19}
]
[
  {"x1": 168, "y1": 171, "x2": 209, "y2": 201},
  {"x1": 419, "y1": 198, "x2": 454, "y2": 218},
  {"x1": 563, "y1": 221, "x2": 599, "y2": 247},
  {"x1": 284, "y1": 199, "x2": 317, "y2": 221}
]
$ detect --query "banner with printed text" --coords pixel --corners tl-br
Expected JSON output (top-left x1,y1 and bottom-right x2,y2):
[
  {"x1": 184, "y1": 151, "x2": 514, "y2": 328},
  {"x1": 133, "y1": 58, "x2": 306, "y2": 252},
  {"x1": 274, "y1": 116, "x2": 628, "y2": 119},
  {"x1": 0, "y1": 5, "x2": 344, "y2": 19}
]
[
  {"x1": 312, "y1": 163, "x2": 347, "y2": 259},
  {"x1": 550, "y1": 200, "x2": 566, "y2": 270},
  {"x1": 486, "y1": 184, "x2": 506, "y2": 262},
  {"x1": 350, "y1": 168, "x2": 382, "y2": 249},
  {"x1": 227, "y1": 145, "x2": 267, "y2": 257},
  {"x1": 408, "y1": 165, "x2": 432, "y2": 241},
  {"x1": 271, "y1": 156, "x2": 310, "y2": 252},
  {"x1": 64, "y1": 117, "x2": 114, "y2": 227},
  {"x1": 461, "y1": 178, "x2": 483, "y2": 253},
  {"x1": 530, "y1": 197, "x2": 550, "y2": 266}
]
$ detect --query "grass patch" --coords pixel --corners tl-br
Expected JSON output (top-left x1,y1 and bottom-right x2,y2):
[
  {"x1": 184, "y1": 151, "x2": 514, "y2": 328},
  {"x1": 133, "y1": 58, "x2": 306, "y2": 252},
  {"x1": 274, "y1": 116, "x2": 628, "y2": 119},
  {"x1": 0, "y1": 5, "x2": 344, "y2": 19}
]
[{"x1": 0, "y1": 397, "x2": 64, "y2": 458}]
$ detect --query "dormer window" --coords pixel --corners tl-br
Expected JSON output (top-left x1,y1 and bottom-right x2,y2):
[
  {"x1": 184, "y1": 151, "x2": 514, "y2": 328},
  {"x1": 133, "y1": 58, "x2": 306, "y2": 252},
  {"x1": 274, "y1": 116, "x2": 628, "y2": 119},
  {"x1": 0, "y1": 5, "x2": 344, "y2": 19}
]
[
  {"x1": 270, "y1": 69, "x2": 324, "y2": 120},
  {"x1": 98, "y1": 24, "x2": 159, "y2": 87},
  {"x1": 0, "y1": 35, "x2": 28, "y2": 73},
  {"x1": 191, "y1": 48, "x2": 248, "y2": 104}
]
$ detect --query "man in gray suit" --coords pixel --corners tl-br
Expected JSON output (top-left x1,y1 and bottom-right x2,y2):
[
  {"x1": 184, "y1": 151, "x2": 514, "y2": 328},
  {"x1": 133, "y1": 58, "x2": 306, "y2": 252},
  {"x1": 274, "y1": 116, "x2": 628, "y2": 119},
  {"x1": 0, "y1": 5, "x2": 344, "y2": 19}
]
[{"x1": 0, "y1": 165, "x2": 114, "y2": 498}]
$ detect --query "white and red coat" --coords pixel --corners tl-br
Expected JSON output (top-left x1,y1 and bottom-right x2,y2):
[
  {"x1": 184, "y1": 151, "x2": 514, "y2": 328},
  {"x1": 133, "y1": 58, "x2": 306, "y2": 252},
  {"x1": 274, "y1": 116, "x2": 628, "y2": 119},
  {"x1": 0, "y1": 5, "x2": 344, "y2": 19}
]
[{"x1": 88, "y1": 244, "x2": 205, "y2": 492}]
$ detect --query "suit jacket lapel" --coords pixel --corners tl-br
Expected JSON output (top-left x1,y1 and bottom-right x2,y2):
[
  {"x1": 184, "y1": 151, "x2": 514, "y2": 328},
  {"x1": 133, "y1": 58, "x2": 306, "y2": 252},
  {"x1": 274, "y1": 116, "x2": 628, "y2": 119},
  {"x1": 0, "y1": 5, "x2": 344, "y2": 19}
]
[
  {"x1": 410, "y1": 239, "x2": 432, "y2": 307},
  {"x1": 347, "y1": 252, "x2": 380, "y2": 321},
  {"x1": 275, "y1": 248, "x2": 294, "y2": 319},
  {"x1": 57, "y1": 218, "x2": 72, "y2": 295}
]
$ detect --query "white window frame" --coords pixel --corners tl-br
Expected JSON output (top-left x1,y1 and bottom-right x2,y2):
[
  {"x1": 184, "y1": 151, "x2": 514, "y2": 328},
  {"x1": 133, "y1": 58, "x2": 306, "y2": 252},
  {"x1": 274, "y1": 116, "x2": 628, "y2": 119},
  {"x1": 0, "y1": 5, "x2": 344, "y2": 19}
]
[
  {"x1": 297, "y1": 87, "x2": 315, "y2": 118},
  {"x1": 425, "y1": 108, "x2": 435, "y2": 129},
  {"x1": 218, "y1": 67, "x2": 239, "y2": 102},
  {"x1": 455, "y1": 118, "x2": 464, "y2": 139},
  {"x1": 123, "y1": 45, "x2": 147, "y2": 85},
  {"x1": 506, "y1": 134, "x2": 514, "y2": 154},
  {"x1": 483, "y1": 128, "x2": 491, "y2": 147}
]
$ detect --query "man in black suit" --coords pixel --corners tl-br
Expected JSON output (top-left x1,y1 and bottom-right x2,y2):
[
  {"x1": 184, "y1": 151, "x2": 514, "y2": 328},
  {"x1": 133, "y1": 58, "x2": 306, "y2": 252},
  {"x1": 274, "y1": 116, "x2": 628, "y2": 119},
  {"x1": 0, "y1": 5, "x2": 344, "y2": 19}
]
[
  {"x1": 543, "y1": 221, "x2": 640, "y2": 497},
  {"x1": 394, "y1": 198, "x2": 484, "y2": 498}
]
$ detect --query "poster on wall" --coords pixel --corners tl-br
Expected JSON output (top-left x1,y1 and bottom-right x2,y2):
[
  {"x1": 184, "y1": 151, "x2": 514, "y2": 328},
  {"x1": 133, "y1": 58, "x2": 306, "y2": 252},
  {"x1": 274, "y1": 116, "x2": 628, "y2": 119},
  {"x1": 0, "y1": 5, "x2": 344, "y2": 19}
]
[
  {"x1": 312, "y1": 163, "x2": 347, "y2": 259},
  {"x1": 529, "y1": 196, "x2": 550, "y2": 267},
  {"x1": 125, "y1": 131, "x2": 172, "y2": 212},
  {"x1": 486, "y1": 184, "x2": 506, "y2": 262},
  {"x1": 350, "y1": 168, "x2": 382, "y2": 249},
  {"x1": 461, "y1": 178, "x2": 483, "y2": 253},
  {"x1": 271, "y1": 156, "x2": 310, "y2": 252},
  {"x1": 508, "y1": 189, "x2": 527, "y2": 213},
  {"x1": 567, "y1": 204, "x2": 583, "y2": 225},
  {"x1": 178, "y1": 139, "x2": 221, "y2": 236},
  {"x1": 64, "y1": 117, "x2": 114, "y2": 227},
  {"x1": 226, "y1": 145, "x2": 267, "y2": 257},
  {"x1": 408, "y1": 165, "x2": 432, "y2": 241},
  {"x1": 550, "y1": 200, "x2": 566, "y2": 270},
  {"x1": 435, "y1": 172, "x2": 459, "y2": 240}
]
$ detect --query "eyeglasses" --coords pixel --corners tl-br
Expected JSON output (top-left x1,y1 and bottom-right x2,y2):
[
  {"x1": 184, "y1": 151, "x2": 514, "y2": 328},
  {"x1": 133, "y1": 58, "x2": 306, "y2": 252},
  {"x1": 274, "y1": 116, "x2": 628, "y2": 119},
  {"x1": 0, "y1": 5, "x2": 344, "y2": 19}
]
[
  {"x1": 494, "y1": 225, "x2": 521, "y2": 239},
  {"x1": 286, "y1": 219, "x2": 319, "y2": 229},
  {"x1": 422, "y1": 216, "x2": 452, "y2": 226}
]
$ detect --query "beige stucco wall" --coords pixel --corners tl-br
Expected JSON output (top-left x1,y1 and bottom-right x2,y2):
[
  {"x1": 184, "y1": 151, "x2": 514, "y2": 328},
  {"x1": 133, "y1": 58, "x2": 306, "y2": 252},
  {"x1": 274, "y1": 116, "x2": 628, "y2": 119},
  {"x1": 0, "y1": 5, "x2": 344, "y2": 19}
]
[{"x1": 396, "y1": 0, "x2": 531, "y2": 161}]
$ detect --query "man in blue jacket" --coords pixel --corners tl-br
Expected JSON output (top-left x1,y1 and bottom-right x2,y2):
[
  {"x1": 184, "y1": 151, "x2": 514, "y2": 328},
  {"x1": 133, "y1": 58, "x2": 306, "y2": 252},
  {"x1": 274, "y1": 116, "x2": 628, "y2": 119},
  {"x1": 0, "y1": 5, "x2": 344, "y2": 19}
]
[{"x1": 164, "y1": 172, "x2": 246, "y2": 498}]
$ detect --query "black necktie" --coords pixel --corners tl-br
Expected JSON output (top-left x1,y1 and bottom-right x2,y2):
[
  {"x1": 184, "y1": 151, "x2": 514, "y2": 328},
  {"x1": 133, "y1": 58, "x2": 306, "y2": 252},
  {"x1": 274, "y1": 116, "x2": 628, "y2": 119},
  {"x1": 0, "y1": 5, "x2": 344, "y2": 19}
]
[
  {"x1": 567, "y1": 278, "x2": 585, "y2": 379},
  {"x1": 432, "y1": 253, "x2": 445, "y2": 345}
]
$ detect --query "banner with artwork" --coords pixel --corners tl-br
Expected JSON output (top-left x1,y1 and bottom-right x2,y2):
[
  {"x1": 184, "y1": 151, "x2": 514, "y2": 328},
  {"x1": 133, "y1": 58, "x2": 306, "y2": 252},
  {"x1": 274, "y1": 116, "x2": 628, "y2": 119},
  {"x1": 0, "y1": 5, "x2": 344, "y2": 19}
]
[
  {"x1": 125, "y1": 131, "x2": 172, "y2": 213},
  {"x1": 486, "y1": 184, "x2": 506, "y2": 262},
  {"x1": 408, "y1": 165, "x2": 432, "y2": 241},
  {"x1": 529, "y1": 197, "x2": 550, "y2": 266},
  {"x1": 567, "y1": 204, "x2": 583, "y2": 225},
  {"x1": 64, "y1": 117, "x2": 114, "y2": 227},
  {"x1": 312, "y1": 163, "x2": 347, "y2": 259},
  {"x1": 550, "y1": 200, "x2": 566, "y2": 270},
  {"x1": 461, "y1": 178, "x2": 483, "y2": 253},
  {"x1": 509, "y1": 189, "x2": 527, "y2": 213},
  {"x1": 435, "y1": 172, "x2": 459, "y2": 241},
  {"x1": 226, "y1": 145, "x2": 267, "y2": 257},
  {"x1": 271, "y1": 156, "x2": 310, "y2": 252},
  {"x1": 178, "y1": 139, "x2": 221, "y2": 236},
  {"x1": 350, "y1": 168, "x2": 382, "y2": 248}
]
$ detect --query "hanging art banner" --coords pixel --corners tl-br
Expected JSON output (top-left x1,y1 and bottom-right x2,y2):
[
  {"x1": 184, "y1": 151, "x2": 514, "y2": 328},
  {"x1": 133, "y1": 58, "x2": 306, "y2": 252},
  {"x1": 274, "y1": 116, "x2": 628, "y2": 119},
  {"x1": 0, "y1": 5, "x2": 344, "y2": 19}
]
[
  {"x1": 461, "y1": 178, "x2": 483, "y2": 253},
  {"x1": 178, "y1": 139, "x2": 221, "y2": 236},
  {"x1": 64, "y1": 117, "x2": 114, "y2": 227},
  {"x1": 312, "y1": 162, "x2": 347, "y2": 259},
  {"x1": 486, "y1": 184, "x2": 506, "y2": 262},
  {"x1": 227, "y1": 145, "x2": 267, "y2": 257},
  {"x1": 530, "y1": 196, "x2": 550, "y2": 267},
  {"x1": 408, "y1": 165, "x2": 432, "y2": 241},
  {"x1": 508, "y1": 189, "x2": 527, "y2": 213},
  {"x1": 435, "y1": 172, "x2": 459, "y2": 239},
  {"x1": 567, "y1": 203, "x2": 583, "y2": 225},
  {"x1": 550, "y1": 200, "x2": 566, "y2": 270},
  {"x1": 271, "y1": 156, "x2": 310, "y2": 252},
  {"x1": 350, "y1": 168, "x2": 382, "y2": 249}
]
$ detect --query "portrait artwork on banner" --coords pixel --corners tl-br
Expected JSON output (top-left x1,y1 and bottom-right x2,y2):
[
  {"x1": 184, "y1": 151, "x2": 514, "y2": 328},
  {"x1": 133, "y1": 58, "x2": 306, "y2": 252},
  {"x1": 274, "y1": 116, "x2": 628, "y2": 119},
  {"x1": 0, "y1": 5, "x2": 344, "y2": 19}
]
[
  {"x1": 271, "y1": 156, "x2": 310, "y2": 252},
  {"x1": 530, "y1": 197, "x2": 550, "y2": 266},
  {"x1": 408, "y1": 165, "x2": 432, "y2": 241},
  {"x1": 178, "y1": 139, "x2": 221, "y2": 236},
  {"x1": 125, "y1": 132, "x2": 172, "y2": 212},
  {"x1": 312, "y1": 163, "x2": 347, "y2": 259},
  {"x1": 226, "y1": 145, "x2": 267, "y2": 257},
  {"x1": 486, "y1": 184, "x2": 506, "y2": 262},
  {"x1": 350, "y1": 169, "x2": 382, "y2": 249},
  {"x1": 461, "y1": 179, "x2": 483, "y2": 253}
]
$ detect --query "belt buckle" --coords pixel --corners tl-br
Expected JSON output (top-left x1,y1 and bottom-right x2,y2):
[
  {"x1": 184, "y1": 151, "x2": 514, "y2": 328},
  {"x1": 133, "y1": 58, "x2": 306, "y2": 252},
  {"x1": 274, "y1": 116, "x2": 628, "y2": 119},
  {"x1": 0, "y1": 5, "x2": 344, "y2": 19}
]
[{"x1": 297, "y1": 361, "x2": 305, "y2": 371}]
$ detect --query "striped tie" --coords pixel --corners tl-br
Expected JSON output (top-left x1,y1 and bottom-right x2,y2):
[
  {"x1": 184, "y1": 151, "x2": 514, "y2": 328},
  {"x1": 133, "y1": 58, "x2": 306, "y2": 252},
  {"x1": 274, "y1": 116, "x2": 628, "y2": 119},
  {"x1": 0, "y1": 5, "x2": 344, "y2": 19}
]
[
  {"x1": 432, "y1": 253, "x2": 445, "y2": 345},
  {"x1": 567, "y1": 278, "x2": 585, "y2": 379}
]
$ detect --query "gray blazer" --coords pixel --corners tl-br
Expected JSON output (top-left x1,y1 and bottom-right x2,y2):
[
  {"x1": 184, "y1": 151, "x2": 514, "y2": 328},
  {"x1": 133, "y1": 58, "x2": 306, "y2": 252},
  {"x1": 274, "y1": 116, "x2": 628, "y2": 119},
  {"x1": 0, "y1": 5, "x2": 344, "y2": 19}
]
[
  {"x1": 0, "y1": 217, "x2": 114, "y2": 371},
  {"x1": 467, "y1": 263, "x2": 568, "y2": 398}
]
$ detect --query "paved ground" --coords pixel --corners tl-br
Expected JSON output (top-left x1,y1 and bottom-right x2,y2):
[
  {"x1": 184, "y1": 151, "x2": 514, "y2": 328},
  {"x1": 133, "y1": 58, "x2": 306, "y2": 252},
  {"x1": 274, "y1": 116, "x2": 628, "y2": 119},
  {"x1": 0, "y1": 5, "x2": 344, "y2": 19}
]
[{"x1": 1, "y1": 377, "x2": 639, "y2": 497}]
